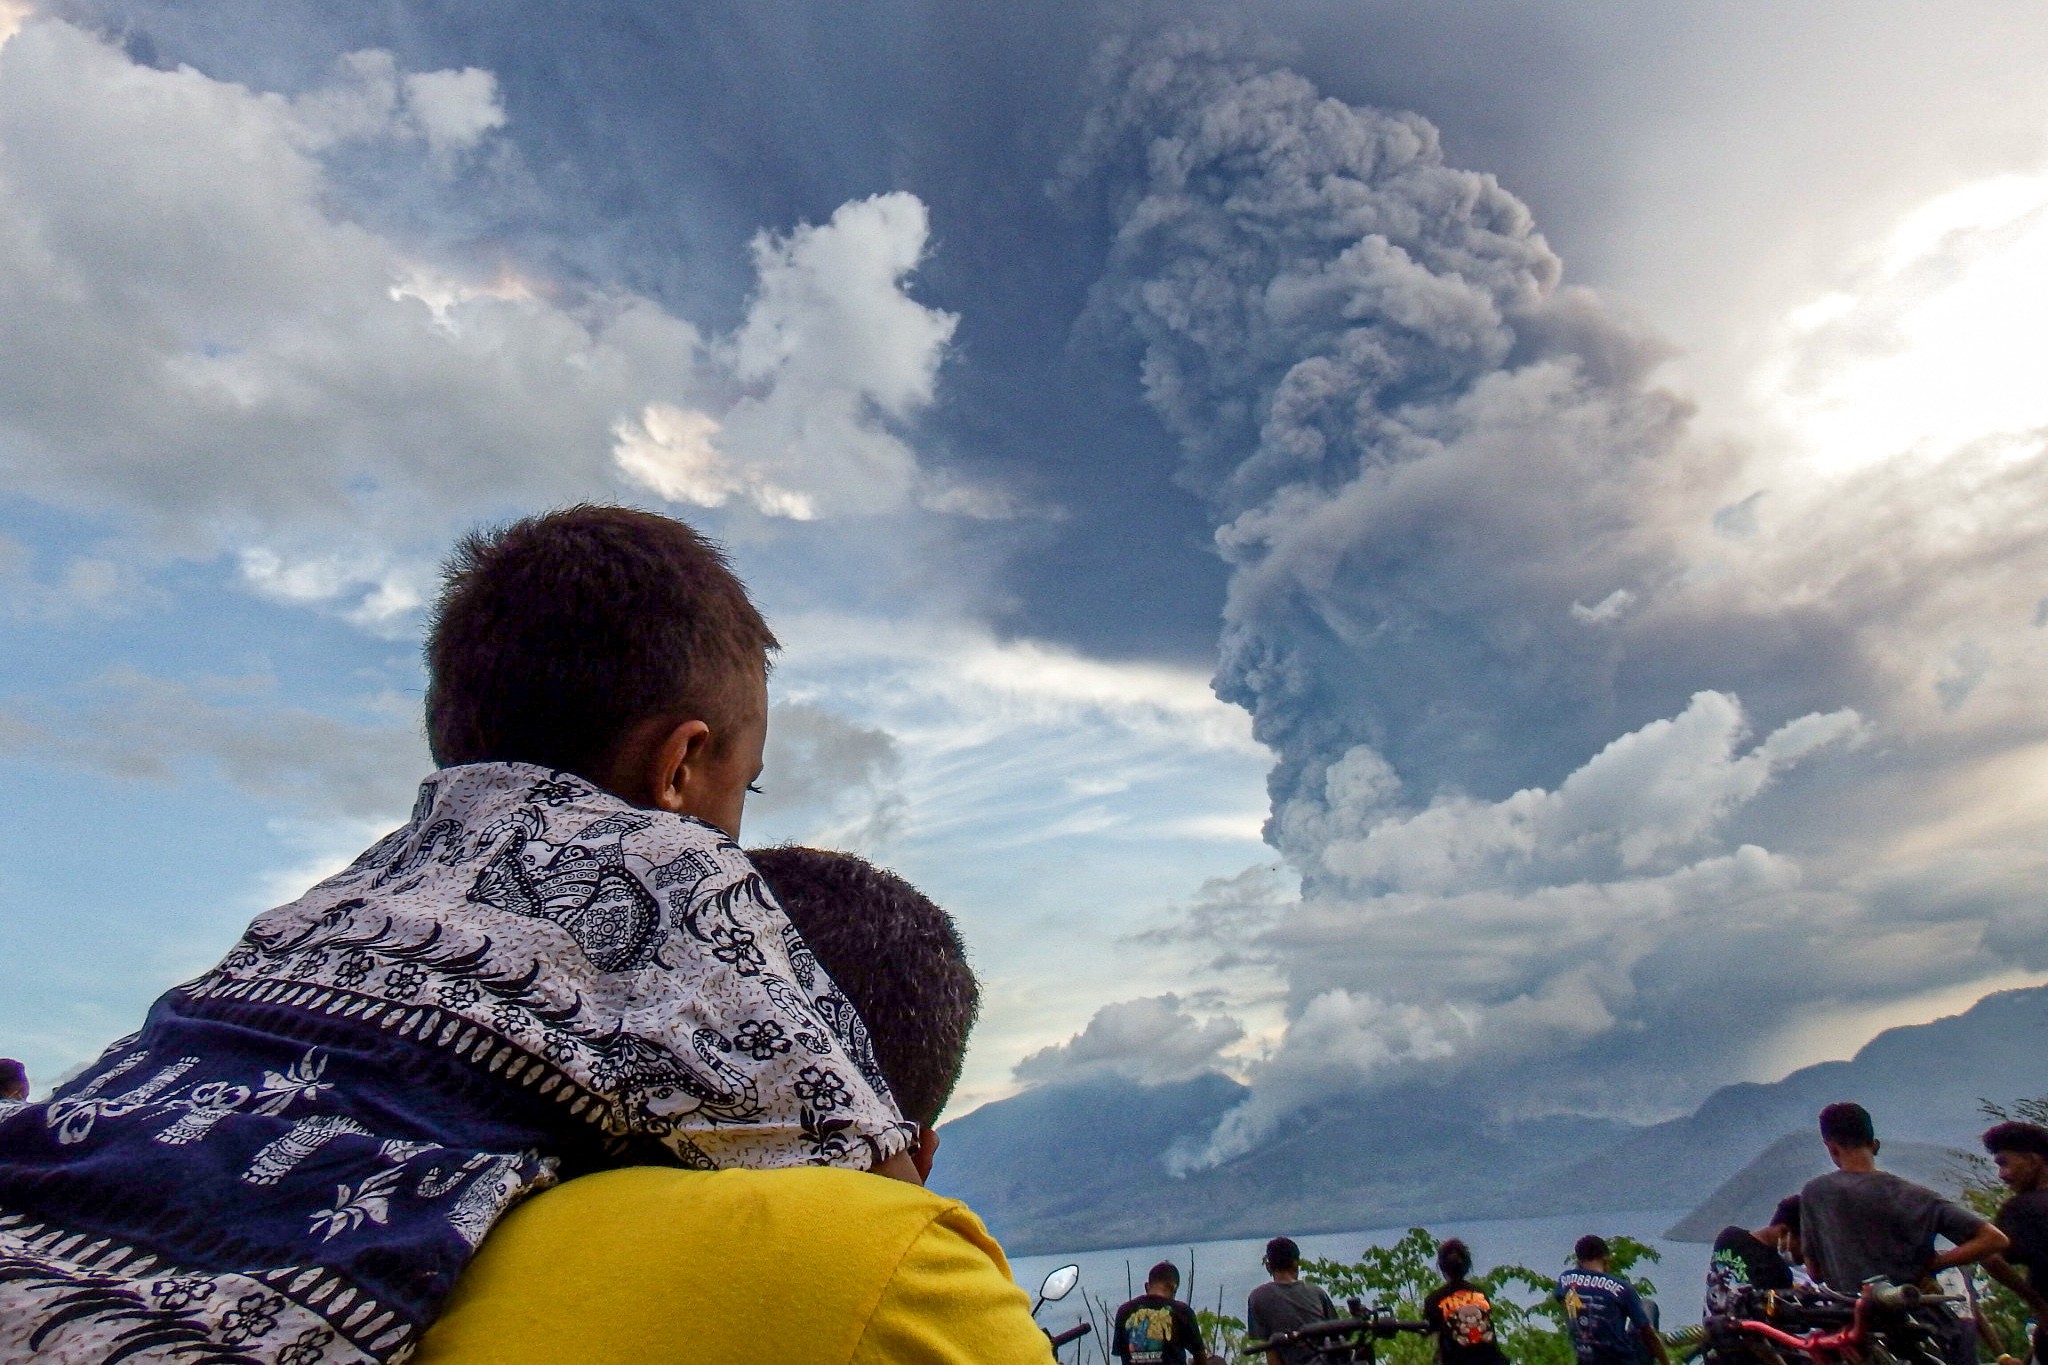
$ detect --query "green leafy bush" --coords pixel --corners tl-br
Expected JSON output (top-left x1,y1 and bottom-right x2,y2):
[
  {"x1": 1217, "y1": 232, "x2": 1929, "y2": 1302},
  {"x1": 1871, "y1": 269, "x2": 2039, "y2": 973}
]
[{"x1": 1281, "y1": 1227, "x2": 1662, "y2": 1365}]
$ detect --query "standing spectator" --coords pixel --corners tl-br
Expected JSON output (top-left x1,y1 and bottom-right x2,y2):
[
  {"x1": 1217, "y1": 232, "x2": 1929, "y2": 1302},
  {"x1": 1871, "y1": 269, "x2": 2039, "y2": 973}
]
[
  {"x1": 1113, "y1": 1260, "x2": 1210, "y2": 1365},
  {"x1": 1555, "y1": 1235, "x2": 1672, "y2": 1365},
  {"x1": 1799, "y1": 1102, "x2": 2007, "y2": 1292},
  {"x1": 1425, "y1": 1238, "x2": 1507, "y2": 1365},
  {"x1": 1801, "y1": 1103, "x2": 2006, "y2": 1365},
  {"x1": 0, "y1": 1060, "x2": 25, "y2": 1103},
  {"x1": 1246, "y1": 1237, "x2": 1337, "y2": 1365},
  {"x1": 1979, "y1": 1121, "x2": 2048, "y2": 1363},
  {"x1": 1703, "y1": 1197, "x2": 1800, "y2": 1320}
]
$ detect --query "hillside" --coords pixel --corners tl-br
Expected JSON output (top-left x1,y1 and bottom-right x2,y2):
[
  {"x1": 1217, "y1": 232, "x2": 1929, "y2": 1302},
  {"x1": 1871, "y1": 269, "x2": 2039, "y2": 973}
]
[
  {"x1": 1663, "y1": 1131, "x2": 1969, "y2": 1241},
  {"x1": 933, "y1": 985, "x2": 2048, "y2": 1254}
]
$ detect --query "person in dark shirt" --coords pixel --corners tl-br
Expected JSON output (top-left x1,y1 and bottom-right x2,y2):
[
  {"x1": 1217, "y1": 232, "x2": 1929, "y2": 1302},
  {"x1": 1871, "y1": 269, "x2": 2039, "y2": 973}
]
[
  {"x1": 1981, "y1": 1121, "x2": 2048, "y2": 1362},
  {"x1": 1555, "y1": 1235, "x2": 1672, "y2": 1365},
  {"x1": 1425, "y1": 1238, "x2": 1507, "y2": 1365},
  {"x1": 1247, "y1": 1237, "x2": 1337, "y2": 1365},
  {"x1": 1703, "y1": 1196, "x2": 1800, "y2": 1320},
  {"x1": 1114, "y1": 1260, "x2": 1210, "y2": 1365}
]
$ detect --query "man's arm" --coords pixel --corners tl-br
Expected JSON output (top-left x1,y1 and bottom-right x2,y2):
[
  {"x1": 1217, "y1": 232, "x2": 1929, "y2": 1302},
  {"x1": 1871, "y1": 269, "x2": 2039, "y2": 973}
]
[
  {"x1": 1627, "y1": 1287, "x2": 1671, "y2": 1365},
  {"x1": 1932, "y1": 1219, "x2": 2010, "y2": 1273},
  {"x1": 1983, "y1": 1255, "x2": 2048, "y2": 1317},
  {"x1": 1178, "y1": 1302, "x2": 1210, "y2": 1365}
]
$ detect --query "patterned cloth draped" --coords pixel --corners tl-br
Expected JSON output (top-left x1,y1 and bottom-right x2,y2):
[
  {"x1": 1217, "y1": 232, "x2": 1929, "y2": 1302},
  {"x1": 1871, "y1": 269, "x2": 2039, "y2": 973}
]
[{"x1": 0, "y1": 763, "x2": 913, "y2": 1364}]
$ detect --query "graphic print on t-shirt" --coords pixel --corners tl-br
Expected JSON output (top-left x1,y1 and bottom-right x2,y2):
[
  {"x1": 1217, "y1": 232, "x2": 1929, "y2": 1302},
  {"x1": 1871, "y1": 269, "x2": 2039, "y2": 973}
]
[
  {"x1": 1441, "y1": 1288, "x2": 1496, "y2": 1345},
  {"x1": 1556, "y1": 1269, "x2": 1649, "y2": 1365},
  {"x1": 1123, "y1": 1304, "x2": 1176, "y2": 1364}
]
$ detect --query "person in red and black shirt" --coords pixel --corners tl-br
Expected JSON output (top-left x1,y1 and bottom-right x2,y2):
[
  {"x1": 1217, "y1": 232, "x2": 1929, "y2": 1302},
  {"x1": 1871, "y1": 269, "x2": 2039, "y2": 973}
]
[{"x1": 1425, "y1": 1239, "x2": 1507, "y2": 1365}]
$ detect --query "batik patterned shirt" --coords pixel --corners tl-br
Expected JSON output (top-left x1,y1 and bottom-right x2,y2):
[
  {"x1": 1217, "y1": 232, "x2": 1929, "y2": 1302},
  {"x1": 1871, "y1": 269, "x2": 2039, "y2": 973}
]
[{"x1": 0, "y1": 763, "x2": 913, "y2": 1364}]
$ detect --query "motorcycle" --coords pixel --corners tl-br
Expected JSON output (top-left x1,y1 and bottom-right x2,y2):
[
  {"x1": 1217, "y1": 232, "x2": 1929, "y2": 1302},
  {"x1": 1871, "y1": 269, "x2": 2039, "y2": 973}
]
[
  {"x1": 1706, "y1": 1279, "x2": 1966, "y2": 1365},
  {"x1": 1032, "y1": 1262, "x2": 1094, "y2": 1361}
]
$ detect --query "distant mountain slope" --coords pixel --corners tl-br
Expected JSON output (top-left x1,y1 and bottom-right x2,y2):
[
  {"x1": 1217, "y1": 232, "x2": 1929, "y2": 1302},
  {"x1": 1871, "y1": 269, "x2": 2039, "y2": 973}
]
[
  {"x1": 934, "y1": 985, "x2": 2048, "y2": 1256},
  {"x1": 1550, "y1": 985, "x2": 2048, "y2": 1215},
  {"x1": 931, "y1": 1074, "x2": 1632, "y2": 1254},
  {"x1": 1663, "y1": 1132, "x2": 1968, "y2": 1241}
]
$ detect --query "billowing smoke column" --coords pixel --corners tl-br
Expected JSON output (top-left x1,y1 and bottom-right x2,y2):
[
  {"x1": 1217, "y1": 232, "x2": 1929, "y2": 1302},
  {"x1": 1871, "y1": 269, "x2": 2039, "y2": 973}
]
[
  {"x1": 1061, "y1": 33, "x2": 1871, "y2": 1166},
  {"x1": 1067, "y1": 32, "x2": 1695, "y2": 858}
]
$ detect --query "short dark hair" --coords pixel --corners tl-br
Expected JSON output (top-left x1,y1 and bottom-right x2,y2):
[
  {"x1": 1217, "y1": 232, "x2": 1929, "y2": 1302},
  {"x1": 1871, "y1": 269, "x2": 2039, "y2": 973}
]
[
  {"x1": 1984, "y1": 1121, "x2": 2048, "y2": 1159},
  {"x1": 746, "y1": 847, "x2": 978, "y2": 1129},
  {"x1": 1771, "y1": 1195, "x2": 1802, "y2": 1235},
  {"x1": 1265, "y1": 1236, "x2": 1301, "y2": 1270},
  {"x1": 1575, "y1": 1235, "x2": 1609, "y2": 1263},
  {"x1": 1819, "y1": 1102, "x2": 1876, "y2": 1148},
  {"x1": 0, "y1": 1059, "x2": 24, "y2": 1100},
  {"x1": 1148, "y1": 1260, "x2": 1180, "y2": 1289},
  {"x1": 425, "y1": 505, "x2": 777, "y2": 778},
  {"x1": 1437, "y1": 1237, "x2": 1473, "y2": 1279}
]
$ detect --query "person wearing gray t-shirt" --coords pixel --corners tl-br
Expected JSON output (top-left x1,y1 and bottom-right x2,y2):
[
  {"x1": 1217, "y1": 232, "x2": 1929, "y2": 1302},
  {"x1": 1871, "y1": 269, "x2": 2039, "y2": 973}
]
[
  {"x1": 1246, "y1": 1236, "x2": 1338, "y2": 1365},
  {"x1": 1799, "y1": 1103, "x2": 2008, "y2": 1292}
]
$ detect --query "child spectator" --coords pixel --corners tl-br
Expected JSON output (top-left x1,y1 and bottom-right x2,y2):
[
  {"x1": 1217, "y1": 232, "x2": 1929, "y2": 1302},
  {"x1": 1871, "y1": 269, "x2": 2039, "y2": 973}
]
[
  {"x1": 1426, "y1": 1238, "x2": 1507, "y2": 1365},
  {"x1": 0, "y1": 507, "x2": 912, "y2": 1364}
]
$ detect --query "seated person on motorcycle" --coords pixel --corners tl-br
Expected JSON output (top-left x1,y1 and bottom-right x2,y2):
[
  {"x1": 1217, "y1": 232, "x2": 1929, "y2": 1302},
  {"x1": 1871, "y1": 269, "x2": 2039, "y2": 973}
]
[
  {"x1": 1425, "y1": 1238, "x2": 1507, "y2": 1365},
  {"x1": 1978, "y1": 1121, "x2": 2048, "y2": 1362},
  {"x1": 1556, "y1": 1235, "x2": 1673, "y2": 1365},
  {"x1": 1115, "y1": 1260, "x2": 1212, "y2": 1365},
  {"x1": 1246, "y1": 1236, "x2": 1337, "y2": 1365},
  {"x1": 1704, "y1": 1196, "x2": 1802, "y2": 1320},
  {"x1": 0, "y1": 508, "x2": 919, "y2": 1363},
  {"x1": 416, "y1": 846, "x2": 1050, "y2": 1364},
  {"x1": 1799, "y1": 1103, "x2": 2007, "y2": 1294}
]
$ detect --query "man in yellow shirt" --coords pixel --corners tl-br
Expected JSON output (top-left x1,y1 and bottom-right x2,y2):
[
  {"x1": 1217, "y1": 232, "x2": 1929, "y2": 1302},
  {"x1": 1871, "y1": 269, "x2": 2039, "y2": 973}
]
[{"x1": 416, "y1": 848, "x2": 1054, "y2": 1365}]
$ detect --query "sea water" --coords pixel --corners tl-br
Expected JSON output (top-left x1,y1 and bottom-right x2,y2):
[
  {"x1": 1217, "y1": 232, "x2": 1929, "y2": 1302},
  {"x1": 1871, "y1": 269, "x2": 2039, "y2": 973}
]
[{"x1": 1012, "y1": 1207, "x2": 1713, "y2": 1337}]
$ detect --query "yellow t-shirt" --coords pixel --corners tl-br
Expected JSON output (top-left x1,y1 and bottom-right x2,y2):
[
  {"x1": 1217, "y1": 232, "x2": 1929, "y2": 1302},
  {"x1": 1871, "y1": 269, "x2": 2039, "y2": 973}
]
[{"x1": 414, "y1": 1166, "x2": 1053, "y2": 1365}]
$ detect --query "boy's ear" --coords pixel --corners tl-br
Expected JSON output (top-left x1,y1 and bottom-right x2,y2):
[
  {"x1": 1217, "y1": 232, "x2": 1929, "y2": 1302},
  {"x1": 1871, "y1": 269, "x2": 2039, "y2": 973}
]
[
  {"x1": 646, "y1": 719, "x2": 714, "y2": 813},
  {"x1": 912, "y1": 1126, "x2": 940, "y2": 1183}
]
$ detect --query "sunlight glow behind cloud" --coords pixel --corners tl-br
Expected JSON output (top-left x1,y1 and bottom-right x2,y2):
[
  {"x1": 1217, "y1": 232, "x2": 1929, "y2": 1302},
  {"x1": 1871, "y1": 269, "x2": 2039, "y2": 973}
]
[{"x1": 1766, "y1": 168, "x2": 2048, "y2": 478}]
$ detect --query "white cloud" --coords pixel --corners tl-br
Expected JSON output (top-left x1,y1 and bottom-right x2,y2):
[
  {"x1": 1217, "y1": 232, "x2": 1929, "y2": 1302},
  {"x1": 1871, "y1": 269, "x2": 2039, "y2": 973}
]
[
  {"x1": 612, "y1": 403, "x2": 817, "y2": 520},
  {"x1": 0, "y1": 21, "x2": 964, "y2": 613},
  {"x1": 1014, "y1": 993, "x2": 1246, "y2": 1087},
  {"x1": 399, "y1": 66, "x2": 506, "y2": 158}
]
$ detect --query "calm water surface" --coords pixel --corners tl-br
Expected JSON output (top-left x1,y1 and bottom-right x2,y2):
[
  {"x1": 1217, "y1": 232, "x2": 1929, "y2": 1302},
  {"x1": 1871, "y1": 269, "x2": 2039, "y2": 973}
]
[{"x1": 1012, "y1": 1207, "x2": 1711, "y2": 1340}]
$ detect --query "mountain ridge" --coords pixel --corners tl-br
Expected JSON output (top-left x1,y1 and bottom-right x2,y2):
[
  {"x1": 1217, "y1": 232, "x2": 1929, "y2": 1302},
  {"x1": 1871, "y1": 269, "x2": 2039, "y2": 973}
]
[{"x1": 932, "y1": 985, "x2": 2048, "y2": 1255}]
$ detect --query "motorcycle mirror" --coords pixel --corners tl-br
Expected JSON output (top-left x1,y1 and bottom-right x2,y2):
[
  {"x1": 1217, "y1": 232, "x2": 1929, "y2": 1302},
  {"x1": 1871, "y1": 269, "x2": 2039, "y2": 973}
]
[{"x1": 1040, "y1": 1264, "x2": 1081, "y2": 1303}]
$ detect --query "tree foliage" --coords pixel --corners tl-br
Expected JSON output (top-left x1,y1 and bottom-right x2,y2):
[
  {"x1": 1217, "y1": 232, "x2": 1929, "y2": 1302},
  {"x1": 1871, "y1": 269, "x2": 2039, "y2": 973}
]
[{"x1": 1289, "y1": 1227, "x2": 1663, "y2": 1365}]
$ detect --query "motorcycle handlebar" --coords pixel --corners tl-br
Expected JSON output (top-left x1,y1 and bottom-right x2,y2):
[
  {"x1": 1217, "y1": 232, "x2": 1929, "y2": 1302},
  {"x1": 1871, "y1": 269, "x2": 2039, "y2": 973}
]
[
  {"x1": 1252, "y1": 1316, "x2": 1433, "y2": 1350},
  {"x1": 1049, "y1": 1322, "x2": 1092, "y2": 1347}
]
